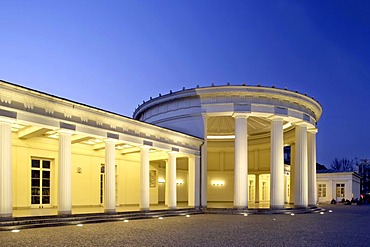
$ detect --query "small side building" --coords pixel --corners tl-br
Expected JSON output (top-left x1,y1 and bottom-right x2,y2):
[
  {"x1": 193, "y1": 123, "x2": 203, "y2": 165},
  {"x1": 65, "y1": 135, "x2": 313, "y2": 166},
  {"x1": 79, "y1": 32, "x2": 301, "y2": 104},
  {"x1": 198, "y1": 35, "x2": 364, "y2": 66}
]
[{"x1": 316, "y1": 170, "x2": 361, "y2": 203}]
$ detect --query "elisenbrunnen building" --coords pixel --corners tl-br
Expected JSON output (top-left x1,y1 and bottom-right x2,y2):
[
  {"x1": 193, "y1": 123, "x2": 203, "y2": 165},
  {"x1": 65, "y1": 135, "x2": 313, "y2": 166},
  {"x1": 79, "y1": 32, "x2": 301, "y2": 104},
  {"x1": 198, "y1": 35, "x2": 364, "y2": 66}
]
[{"x1": 0, "y1": 80, "x2": 322, "y2": 218}]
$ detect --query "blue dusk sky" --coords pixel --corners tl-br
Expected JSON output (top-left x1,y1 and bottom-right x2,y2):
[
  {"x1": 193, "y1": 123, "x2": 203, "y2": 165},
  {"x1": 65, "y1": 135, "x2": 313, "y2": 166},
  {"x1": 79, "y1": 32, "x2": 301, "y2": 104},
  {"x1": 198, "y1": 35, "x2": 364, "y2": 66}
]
[{"x1": 1, "y1": 0, "x2": 369, "y2": 166}]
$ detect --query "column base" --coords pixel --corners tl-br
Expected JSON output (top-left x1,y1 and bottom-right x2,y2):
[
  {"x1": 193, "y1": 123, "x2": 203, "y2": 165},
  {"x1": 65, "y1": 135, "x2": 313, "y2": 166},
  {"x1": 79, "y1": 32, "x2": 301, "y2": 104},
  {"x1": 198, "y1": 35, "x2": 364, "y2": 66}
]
[
  {"x1": 234, "y1": 205, "x2": 248, "y2": 210},
  {"x1": 0, "y1": 213, "x2": 12, "y2": 218},
  {"x1": 270, "y1": 205, "x2": 284, "y2": 210},
  {"x1": 168, "y1": 206, "x2": 177, "y2": 210},
  {"x1": 104, "y1": 209, "x2": 116, "y2": 214},
  {"x1": 140, "y1": 208, "x2": 150, "y2": 212},
  {"x1": 58, "y1": 210, "x2": 72, "y2": 215},
  {"x1": 294, "y1": 205, "x2": 308, "y2": 209}
]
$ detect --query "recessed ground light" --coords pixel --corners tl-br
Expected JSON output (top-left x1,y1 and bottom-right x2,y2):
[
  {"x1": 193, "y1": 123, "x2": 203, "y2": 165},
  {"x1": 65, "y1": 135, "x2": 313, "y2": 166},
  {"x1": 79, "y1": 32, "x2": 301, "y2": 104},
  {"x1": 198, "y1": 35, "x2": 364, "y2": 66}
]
[
  {"x1": 158, "y1": 217, "x2": 164, "y2": 220},
  {"x1": 77, "y1": 224, "x2": 83, "y2": 227},
  {"x1": 11, "y1": 229, "x2": 20, "y2": 233},
  {"x1": 290, "y1": 213, "x2": 295, "y2": 216},
  {"x1": 320, "y1": 212, "x2": 324, "y2": 215},
  {"x1": 243, "y1": 213, "x2": 248, "y2": 217},
  {"x1": 328, "y1": 210, "x2": 333, "y2": 213},
  {"x1": 123, "y1": 220, "x2": 129, "y2": 223},
  {"x1": 273, "y1": 219, "x2": 276, "y2": 221},
  {"x1": 186, "y1": 215, "x2": 190, "y2": 218}
]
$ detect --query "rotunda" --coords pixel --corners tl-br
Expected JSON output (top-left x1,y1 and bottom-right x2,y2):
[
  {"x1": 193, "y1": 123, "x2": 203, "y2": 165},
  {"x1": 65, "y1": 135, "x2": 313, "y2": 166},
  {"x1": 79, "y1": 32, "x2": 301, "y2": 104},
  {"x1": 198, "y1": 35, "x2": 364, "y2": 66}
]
[{"x1": 133, "y1": 84, "x2": 322, "y2": 209}]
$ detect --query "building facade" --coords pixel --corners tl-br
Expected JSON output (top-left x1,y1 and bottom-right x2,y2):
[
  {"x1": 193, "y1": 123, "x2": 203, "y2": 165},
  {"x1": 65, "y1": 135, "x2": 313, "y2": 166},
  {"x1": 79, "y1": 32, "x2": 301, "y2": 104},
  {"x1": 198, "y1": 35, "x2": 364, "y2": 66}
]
[
  {"x1": 317, "y1": 171, "x2": 361, "y2": 203},
  {"x1": 0, "y1": 80, "x2": 203, "y2": 217},
  {"x1": 134, "y1": 85, "x2": 322, "y2": 209},
  {"x1": 1, "y1": 81, "x2": 322, "y2": 218}
]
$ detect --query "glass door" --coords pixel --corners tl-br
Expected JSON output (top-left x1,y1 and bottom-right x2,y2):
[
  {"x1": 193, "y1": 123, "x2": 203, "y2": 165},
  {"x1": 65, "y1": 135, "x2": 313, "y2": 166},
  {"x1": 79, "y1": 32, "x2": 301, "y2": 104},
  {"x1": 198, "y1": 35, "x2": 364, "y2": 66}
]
[
  {"x1": 336, "y1": 183, "x2": 345, "y2": 201},
  {"x1": 31, "y1": 159, "x2": 51, "y2": 208},
  {"x1": 100, "y1": 164, "x2": 105, "y2": 204}
]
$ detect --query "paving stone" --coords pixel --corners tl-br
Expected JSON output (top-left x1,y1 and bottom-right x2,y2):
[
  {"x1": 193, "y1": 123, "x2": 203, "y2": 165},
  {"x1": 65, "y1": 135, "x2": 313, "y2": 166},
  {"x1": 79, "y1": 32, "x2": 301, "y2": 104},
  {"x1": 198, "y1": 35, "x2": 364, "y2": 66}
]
[{"x1": 0, "y1": 205, "x2": 369, "y2": 247}]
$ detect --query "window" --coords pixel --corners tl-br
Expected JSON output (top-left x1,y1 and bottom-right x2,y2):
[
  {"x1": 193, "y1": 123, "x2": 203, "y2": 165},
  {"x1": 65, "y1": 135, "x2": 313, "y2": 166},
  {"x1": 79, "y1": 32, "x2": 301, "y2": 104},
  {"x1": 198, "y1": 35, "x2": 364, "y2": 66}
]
[
  {"x1": 318, "y1": 184, "x2": 326, "y2": 197},
  {"x1": 262, "y1": 182, "x2": 267, "y2": 201},
  {"x1": 31, "y1": 159, "x2": 51, "y2": 206},
  {"x1": 336, "y1": 183, "x2": 345, "y2": 198},
  {"x1": 100, "y1": 164, "x2": 118, "y2": 205},
  {"x1": 100, "y1": 164, "x2": 105, "y2": 204},
  {"x1": 248, "y1": 180, "x2": 254, "y2": 201}
]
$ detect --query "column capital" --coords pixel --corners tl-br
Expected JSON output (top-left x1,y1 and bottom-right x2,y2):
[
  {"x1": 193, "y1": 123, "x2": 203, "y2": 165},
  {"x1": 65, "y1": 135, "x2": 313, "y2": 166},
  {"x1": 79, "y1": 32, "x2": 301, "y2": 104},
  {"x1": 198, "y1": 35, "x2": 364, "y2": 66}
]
[
  {"x1": 270, "y1": 116, "x2": 284, "y2": 122},
  {"x1": 232, "y1": 112, "x2": 250, "y2": 119},
  {"x1": 168, "y1": 151, "x2": 178, "y2": 156},
  {"x1": 308, "y1": 128, "x2": 318, "y2": 134},
  {"x1": 0, "y1": 117, "x2": 15, "y2": 124},
  {"x1": 104, "y1": 138, "x2": 118, "y2": 144},
  {"x1": 294, "y1": 122, "x2": 309, "y2": 128},
  {"x1": 141, "y1": 145, "x2": 151, "y2": 150},
  {"x1": 58, "y1": 128, "x2": 74, "y2": 135}
]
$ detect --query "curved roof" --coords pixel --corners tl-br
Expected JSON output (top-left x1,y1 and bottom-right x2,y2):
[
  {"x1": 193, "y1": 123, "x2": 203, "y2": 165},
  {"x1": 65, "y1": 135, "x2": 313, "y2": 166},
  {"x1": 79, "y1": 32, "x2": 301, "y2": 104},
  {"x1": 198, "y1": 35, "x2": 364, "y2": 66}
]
[{"x1": 133, "y1": 84, "x2": 322, "y2": 122}]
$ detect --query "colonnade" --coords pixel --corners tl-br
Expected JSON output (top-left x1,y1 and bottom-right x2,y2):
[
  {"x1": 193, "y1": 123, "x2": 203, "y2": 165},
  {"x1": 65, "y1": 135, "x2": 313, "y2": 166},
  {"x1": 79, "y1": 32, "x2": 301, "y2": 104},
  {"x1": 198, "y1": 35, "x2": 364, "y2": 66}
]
[
  {"x1": 0, "y1": 120, "x2": 201, "y2": 217},
  {"x1": 201, "y1": 113, "x2": 317, "y2": 210},
  {"x1": 231, "y1": 114, "x2": 317, "y2": 209}
]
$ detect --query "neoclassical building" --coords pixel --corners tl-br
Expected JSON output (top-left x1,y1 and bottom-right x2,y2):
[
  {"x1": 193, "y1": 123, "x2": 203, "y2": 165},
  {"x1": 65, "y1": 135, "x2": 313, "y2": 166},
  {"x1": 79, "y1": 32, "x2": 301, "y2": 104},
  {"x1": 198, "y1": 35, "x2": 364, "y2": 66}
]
[
  {"x1": 133, "y1": 85, "x2": 322, "y2": 209},
  {"x1": 0, "y1": 80, "x2": 203, "y2": 217},
  {"x1": 0, "y1": 80, "x2": 322, "y2": 218}
]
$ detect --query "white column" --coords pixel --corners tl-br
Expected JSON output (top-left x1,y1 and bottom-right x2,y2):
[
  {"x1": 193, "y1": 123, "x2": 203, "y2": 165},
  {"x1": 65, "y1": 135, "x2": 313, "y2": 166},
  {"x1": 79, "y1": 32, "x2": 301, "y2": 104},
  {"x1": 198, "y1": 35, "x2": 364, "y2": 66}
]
[
  {"x1": 0, "y1": 121, "x2": 12, "y2": 217},
  {"x1": 188, "y1": 154, "x2": 200, "y2": 208},
  {"x1": 255, "y1": 174, "x2": 260, "y2": 203},
  {"x1": 295, "y1": 125, "x2": 308, "y2": 207},
  {"x1": 140, "y1": 146, "x2": 150, "y2": 211},
  {"x1": 308, "y1": 130, "x2": 317, "y2": 206},
  {"x1": 233, "y1": 113, "x2": 249, "y2": 209},
  {"x1": 58, "y1": 129, "x2": 73, "y2": 215},
  {"x1": 289, "y1": 143, "x2": 295, "y2": 204},
  {"x1": 104, "y1": 139, "x2": 116, "y2": 213},
  {"x1": 270, "y1": 118, "x2": 284, "y2": 209},
  {"x1": 168, "y1": 151, "x2": 177, "y2": 209},
  {"x1": 165, "y1": 161, "x2": 169, "y2": 206},
  {"x1": 200, "y1": 114, "x2": 208, "y2": 208}
]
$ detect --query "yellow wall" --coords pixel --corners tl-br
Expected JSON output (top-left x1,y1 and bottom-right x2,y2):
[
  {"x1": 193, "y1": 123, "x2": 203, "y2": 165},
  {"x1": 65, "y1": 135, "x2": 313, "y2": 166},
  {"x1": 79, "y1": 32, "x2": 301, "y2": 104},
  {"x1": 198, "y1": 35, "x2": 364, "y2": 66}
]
[
  {"x1": 11, "y1": 134, "x2": 192, "y2": 209},
  {"x1": 207, "y1": 139, "x2": 272, "y2": 202}
]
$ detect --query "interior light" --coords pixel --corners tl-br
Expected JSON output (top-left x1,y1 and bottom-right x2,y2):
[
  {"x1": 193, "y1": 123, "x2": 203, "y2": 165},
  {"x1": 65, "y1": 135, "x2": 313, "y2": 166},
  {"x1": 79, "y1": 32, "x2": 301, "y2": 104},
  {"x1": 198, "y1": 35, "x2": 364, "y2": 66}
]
[
  {"x1": 207, "y1": 135, "x2": 235, "y2": 140},
  {"x1": 158, "y1": 178, "x2": 166, "y2": 183},
  {"x1": 211, "y1": 181, "x2": 225, "y2": 186},
  {"x1": 176, "y1": 180, "x2": 184, "y2": 185}
]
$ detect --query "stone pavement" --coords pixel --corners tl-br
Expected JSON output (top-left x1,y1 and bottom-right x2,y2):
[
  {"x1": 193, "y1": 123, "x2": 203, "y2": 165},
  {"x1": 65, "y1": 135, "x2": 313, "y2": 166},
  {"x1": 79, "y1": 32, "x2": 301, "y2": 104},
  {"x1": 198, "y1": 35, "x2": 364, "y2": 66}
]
[{"x1": 1, "y1": 205, "x2": 369, "y2": 247}]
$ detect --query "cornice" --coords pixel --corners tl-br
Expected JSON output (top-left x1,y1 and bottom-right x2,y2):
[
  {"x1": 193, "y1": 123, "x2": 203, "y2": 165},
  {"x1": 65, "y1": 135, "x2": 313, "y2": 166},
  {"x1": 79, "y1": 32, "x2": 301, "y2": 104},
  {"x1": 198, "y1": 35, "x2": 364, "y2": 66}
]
[
  {"x1": 133, "y1": 85, "x2": 322, "y2": 122},
  {"x1": 0, "y1": 80, "x2": 203, "y2": 150}
]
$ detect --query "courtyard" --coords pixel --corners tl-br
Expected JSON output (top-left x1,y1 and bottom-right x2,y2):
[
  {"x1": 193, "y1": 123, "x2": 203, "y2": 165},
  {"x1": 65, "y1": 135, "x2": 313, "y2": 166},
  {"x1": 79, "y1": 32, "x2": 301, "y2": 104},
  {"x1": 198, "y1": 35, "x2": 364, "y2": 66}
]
[{"x1": 0, "y1": 205, "x2": 369, "y2": 246}]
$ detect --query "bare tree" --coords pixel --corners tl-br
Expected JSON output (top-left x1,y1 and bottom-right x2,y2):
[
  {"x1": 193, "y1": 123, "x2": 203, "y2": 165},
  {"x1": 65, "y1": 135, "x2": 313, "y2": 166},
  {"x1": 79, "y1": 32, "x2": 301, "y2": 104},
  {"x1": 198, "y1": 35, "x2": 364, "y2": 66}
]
[
  {"x1": 355, "y1": 158, "x2": 370, "y2": 194},
  {"x1": 342, "y1": 158, "x2": 355, "y2": 171},
  {"x1": 331, "y1": 158, "x2": 355, "y2": 172}
]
